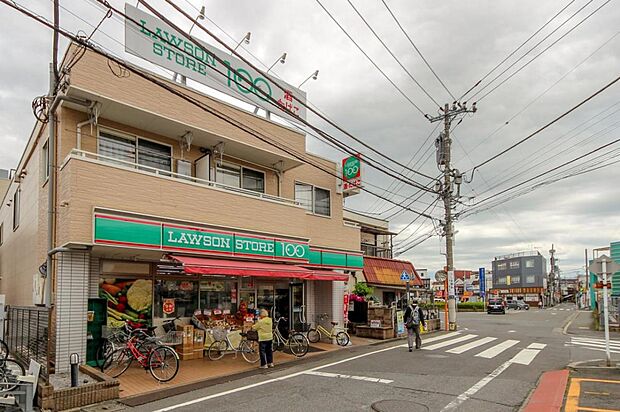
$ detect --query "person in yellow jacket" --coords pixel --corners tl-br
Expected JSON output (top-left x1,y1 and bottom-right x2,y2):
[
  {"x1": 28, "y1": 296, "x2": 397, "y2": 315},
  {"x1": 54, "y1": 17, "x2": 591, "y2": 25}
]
[{"x1": 252, "y1": 309, "x2": 274, "y2": 368}]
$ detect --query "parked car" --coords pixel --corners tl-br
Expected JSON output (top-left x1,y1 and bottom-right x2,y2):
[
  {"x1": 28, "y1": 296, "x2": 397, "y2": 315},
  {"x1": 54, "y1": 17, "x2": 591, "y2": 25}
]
[
  {"x1": 487, "y1": 298, "x2": 505, "y2": 314},
  {"x1": 507, "y1": 300, "x2": 530, "y2": 310}
]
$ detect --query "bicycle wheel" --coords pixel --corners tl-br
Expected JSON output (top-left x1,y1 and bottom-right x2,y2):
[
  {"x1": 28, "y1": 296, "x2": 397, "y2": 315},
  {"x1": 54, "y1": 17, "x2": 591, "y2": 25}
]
[
  {"x1": 102, "y1": 348, "x2": 132, "y2": 378},
  {"x1": 96, "y1": 338, "x2": 114, "y2": 369},
  {"x1": 288, "y1": 333, "x2": 309, "y2": 357},
  {"x1": 240, "y1": 340, "x2": 260, "y2": 363},
  {"x1": 208, "y1": 340, "x2": 227, "y2": 361},
  {"x1": 148, "y1": 346, "x2": 179, "y2": 382},
  {"x1": 307, "y1": 328, "x2": 320, "y2": 343},
  {"x1": 0, "y1": 339, "x2": 8, "y2": 361},
  {"x1": 336, "y1": 331, "x2": 350, "y2": 346},
  {"x1": 0, "y1": 359, "x2": 25, "y2": 393}
]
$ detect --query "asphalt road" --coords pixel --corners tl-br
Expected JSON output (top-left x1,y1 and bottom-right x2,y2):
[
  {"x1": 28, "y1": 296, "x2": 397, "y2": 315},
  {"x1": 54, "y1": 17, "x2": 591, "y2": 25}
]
[{"x1": 129, "y1": 303, "x2": 599, "y2": 412}]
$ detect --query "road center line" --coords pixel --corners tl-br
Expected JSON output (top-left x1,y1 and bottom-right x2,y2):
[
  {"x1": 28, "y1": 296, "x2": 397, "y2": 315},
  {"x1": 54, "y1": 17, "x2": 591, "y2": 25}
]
[
  {"x1": 304, "y1": 370, "x2": 393, "y2": 384},
  {"x1": 152, "y1": 340, "x2": 408, "y2": 411}
]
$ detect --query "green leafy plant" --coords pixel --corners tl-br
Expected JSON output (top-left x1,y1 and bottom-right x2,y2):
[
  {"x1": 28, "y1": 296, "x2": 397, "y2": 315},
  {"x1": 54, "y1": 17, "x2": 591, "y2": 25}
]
[{"x1": 353, "y1": 282, "x2": 373, "y2": 299}]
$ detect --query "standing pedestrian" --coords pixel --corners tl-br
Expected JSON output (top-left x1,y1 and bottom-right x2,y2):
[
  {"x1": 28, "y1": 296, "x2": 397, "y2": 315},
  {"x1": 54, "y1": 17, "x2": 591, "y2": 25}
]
[
  {"x1": 252, "y1": 308, "x2": 274, "y2": 369},
  {"x1": 404, "y1": 299, "x2": 425, "y2": 352}
]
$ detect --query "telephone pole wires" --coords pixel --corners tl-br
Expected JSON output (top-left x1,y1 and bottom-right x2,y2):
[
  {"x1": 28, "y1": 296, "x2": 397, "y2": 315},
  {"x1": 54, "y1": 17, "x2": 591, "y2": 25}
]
[{"x1": 429, "y1": 102, "x2": 477, "y2": 331}]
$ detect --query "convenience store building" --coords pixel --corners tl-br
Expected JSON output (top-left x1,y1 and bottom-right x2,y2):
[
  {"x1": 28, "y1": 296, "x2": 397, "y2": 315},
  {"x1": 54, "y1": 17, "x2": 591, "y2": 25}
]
[{"x1": 0, "y1": 44, "x2": 362, "y2": 372}]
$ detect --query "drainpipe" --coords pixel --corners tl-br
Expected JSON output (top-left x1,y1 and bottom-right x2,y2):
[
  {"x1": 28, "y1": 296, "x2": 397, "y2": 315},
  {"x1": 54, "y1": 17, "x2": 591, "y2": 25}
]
[{"x1": 44, "y1": 74, "x2": 91, "y2": 308}]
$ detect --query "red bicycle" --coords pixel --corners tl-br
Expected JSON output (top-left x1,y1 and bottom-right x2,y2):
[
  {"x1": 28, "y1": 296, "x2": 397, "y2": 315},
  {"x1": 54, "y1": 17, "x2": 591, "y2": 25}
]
[{"x1": 102, "y1": 334, "x2": 179, "y2": 382}]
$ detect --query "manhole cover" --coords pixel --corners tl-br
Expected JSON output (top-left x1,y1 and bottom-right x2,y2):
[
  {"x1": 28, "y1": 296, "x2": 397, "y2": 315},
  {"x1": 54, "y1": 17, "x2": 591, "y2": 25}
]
[
  {"x1": 425, "y1": 354, "x2": 448, "y2": 358},
  {"x1": 372, "y1": 400, "x2": 428, "y2": 412}
]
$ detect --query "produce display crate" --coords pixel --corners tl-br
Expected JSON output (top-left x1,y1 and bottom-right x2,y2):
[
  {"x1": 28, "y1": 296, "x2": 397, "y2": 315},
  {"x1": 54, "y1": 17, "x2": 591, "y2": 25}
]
[{"x1": 159, "y1": 330, "x2": 183, "y2": 346}]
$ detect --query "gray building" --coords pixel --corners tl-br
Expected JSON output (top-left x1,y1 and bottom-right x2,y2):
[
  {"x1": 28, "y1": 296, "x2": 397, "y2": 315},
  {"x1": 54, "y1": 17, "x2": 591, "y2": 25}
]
[{"x1": 491, "y1": 251, "x2": 547, "y2": 305}]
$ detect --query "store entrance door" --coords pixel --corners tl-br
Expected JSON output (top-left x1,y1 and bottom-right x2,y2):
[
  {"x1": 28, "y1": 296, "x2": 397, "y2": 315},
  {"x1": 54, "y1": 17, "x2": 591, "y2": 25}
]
[{"x1": 290, "y1": 283, "x2": 304, "y2": 331}]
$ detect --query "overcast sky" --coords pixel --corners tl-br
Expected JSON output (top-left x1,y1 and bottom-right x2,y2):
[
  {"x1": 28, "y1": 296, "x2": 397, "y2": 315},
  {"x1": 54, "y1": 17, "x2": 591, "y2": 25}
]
[{"x1": 1, "y1": 0, "x2": 618, "y2": 276}]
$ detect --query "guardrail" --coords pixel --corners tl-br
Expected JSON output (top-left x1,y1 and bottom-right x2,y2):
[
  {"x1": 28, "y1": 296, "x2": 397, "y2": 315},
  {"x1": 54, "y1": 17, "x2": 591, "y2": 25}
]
[{"x1": 66, "y1": 149, "x2": 301, "y2": 207}]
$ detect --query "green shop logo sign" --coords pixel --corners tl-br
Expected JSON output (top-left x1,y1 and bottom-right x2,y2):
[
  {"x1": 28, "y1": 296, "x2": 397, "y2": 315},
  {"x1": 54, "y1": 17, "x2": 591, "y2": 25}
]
[{"x1": 343, "y1": 156, "x2": 360, "y2": 180}]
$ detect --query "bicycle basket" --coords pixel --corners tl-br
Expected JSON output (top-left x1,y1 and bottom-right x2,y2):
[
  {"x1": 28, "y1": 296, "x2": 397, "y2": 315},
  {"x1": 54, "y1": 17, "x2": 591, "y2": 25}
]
[
  {"x1": 102, "y1": 326, "x2": 124, "y2": 339},
  {"x1": 245, "y1": 330, "x2": 259, "y2": 341},
  {"x1": 159, "y1": 330, "x2": 183, "y2": 346},
  {"x1": 210, "y1": 327, "x2": 228, "y2": 342}
]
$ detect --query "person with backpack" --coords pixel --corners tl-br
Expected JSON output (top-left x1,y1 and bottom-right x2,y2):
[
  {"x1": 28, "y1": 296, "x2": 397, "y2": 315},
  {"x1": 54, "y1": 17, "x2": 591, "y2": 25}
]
[{"x1": 404, "y1": 299, "x2": 425, "y2": 352}]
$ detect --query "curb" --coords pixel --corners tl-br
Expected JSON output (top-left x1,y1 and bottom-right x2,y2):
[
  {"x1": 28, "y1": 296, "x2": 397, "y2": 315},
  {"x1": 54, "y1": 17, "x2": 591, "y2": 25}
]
[
  {"x1": 521, "y1": 370, "x2": 569, "y2": 412},
  {"x1": 562, "y1": 311, "x2": 580, "y2": 335},
  {"x1": 567, "y1": 359, "x2": 620, "y2": 370}
]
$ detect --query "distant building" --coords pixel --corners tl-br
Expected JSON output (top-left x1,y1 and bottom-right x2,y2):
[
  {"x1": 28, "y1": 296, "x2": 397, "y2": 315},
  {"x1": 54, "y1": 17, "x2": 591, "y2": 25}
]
[
  {"x1": 491, "y1": 251, "x2": 547, "y2": 306},
  {"x1": 0, "y1": 169, "x2": 9, "y2": 200}
]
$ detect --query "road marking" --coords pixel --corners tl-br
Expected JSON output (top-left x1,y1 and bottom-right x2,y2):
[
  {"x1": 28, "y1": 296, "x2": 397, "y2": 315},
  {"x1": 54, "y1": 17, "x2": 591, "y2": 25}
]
[
  {"x1": 446, "y1": 337, "x2": 497, "y2": 354},
  {"x1": 304, "y1": 370, "x2": 393, "y2": 384},
  {"x1": 507, "y1": 330, "x2": 516, "y2": 333},
  {"x1": 571, "y1": 336, "x2": 620, "y2": 346},
  {"x1": 151, "y1": 340, "x2": 407, "y2": 411},
  {"x1": 423, "y1": 334, "x2": 478, "y2": 351},
  {"x1": 566, "y1": 344, "x2": 620, "y2": 354},
  {"x1": 475, "y1": 339, "x2": 519, "y2": 358},
  {"x1": 527, "y1": 343, "x2": 547, "y2": 350},
  {"x1": 565, "y1": 378, "x2": 620, "y2": 412},
  {"x1": 583, "y1": 391, "x2": 609, "y2": 395},
  {"x1": 570, "y1": 340, "x2": 620, "y2": 349},
  {"x1": 441, "y1": 359, "x2": 513, "y2": 411},
  {"x1": 397, "y1": 332, "x2": 462, "y2": 348},
  {"x1": 509, "y1": 348, "x2": 542, "y2": 365}
]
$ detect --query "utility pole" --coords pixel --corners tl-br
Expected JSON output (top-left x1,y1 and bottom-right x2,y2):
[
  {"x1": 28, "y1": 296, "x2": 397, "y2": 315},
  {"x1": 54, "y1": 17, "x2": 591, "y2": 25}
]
[
  {"x1": 549, "y1": 244, "x2": 556, "y2": 306},
  {"x1": 429, "y1": 102, "x2": 476, "y2": 331}
]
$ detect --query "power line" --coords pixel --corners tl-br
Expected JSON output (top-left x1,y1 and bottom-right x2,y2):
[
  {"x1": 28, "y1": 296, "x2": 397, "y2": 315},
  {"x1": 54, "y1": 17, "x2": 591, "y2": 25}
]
[
  {"x1": 1, "y1": 0, "x2": 441, "y2": 222},
  {"x1": 460, "y1": 0, "x2": 580, "y2": 101},
  {"x1": 474, "y1": 0, "x2": 613, "y2": 102},
  {"x1": 313, "y1": 0, "x2": 432, "y2": 116},
  {"x1": 379, "y1": 0, "x2": 455, "y2": 101},
  {"x1": 468, "y1": 73, "x2": 620, "y2": 179},
  {"x1": 345, "y1": 0, "x2": 441, "y2": 107}
]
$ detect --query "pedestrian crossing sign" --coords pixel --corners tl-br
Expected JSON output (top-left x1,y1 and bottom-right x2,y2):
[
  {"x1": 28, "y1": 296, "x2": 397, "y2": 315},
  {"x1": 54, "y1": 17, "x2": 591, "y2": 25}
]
[{"x1": 400, "y1": 271, "x2": 410, "y2": 281}]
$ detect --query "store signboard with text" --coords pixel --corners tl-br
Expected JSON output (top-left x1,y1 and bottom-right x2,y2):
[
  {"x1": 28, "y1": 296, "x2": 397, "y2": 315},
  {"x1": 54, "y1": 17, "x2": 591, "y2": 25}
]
[
  {"x1": 93, "y1": 211, "x2": 363, "y2": 270},
  {"x1": 342, "y1": 154, "x2": 361, "y2": 196},
  {"x1": 124, "y1": 3, "x2": 306, "y2": 124}
]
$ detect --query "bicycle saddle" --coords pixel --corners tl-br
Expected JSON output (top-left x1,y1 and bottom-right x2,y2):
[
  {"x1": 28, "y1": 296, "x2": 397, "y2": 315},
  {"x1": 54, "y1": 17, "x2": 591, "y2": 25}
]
[{"x1": 330, "y1": 321, "x2": 338, "y2": 326}]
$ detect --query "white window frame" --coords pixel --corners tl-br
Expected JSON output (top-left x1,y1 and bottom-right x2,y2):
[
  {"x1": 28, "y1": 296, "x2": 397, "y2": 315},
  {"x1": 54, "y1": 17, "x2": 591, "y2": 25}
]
[
  {"x1": 294, "y1": 180, "x2": 331, "y2": 217},
  {"x1": 97, "y1": 127, "x2": 173, "y2": 172},
  {"x1": 497, "y1": 276, "x2": 507, "y2": 285},
  {"x1": 512, "y1": 276, "x2": 521, "y2": 284},
  {"x1": 497, "y1": 262, "x2": 507, "y2": 270},
  {"x1": 525, "y1": 259, "x2": 535, "y2": 268},
  {"x1": 509, "y1": 260, "x2": 520, "y2": 269},
  {"x1": 216, "y1": 161, "x2": 266, "y2": 193},
  {"x1": 526, "y1": 275, "x2": 536, "y2": 284}
]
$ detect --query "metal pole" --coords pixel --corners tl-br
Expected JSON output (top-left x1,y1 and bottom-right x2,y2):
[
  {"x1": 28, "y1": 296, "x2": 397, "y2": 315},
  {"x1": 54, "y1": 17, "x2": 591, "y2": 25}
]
[
  {"x1": 601, "y1": 258, "x2": 611, "y2": 367},
  {"x1": 443, "y1": 103, "x2": 457, "y2": 331},
  {"x1": 585, "y1": 248, "x2": 589, "y2": 310}
]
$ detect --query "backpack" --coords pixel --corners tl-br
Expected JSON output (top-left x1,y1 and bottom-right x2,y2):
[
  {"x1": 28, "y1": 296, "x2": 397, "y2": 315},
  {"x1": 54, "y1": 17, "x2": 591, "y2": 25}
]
[{"x1": 405, "y1": 305, "x2": 420, "y2": 328}]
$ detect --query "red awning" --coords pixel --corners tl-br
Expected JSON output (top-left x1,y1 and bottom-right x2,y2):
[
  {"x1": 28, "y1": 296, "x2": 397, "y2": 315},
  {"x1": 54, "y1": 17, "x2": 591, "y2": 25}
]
[{"x1": 168, "y1": 255, "x2": 348, "y2": 281}]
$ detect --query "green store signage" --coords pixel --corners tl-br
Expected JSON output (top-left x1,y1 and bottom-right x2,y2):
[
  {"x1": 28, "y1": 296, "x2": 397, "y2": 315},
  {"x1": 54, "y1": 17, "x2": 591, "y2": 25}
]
[{"x1": 94, "y1": 213, "x2": 363, "y2": 269}]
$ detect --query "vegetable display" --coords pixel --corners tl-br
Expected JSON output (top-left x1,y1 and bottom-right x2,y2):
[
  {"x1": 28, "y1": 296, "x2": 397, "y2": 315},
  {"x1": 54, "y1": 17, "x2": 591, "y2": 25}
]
[{"x1": 100, "y1": 278, "x2": 152, "y2": 327}]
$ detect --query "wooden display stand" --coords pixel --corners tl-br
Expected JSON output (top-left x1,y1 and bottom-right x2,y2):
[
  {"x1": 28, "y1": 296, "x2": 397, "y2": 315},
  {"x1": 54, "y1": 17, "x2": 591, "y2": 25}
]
[{"x1": 355, "y1": 307, "x2": 395, "y2": 340}]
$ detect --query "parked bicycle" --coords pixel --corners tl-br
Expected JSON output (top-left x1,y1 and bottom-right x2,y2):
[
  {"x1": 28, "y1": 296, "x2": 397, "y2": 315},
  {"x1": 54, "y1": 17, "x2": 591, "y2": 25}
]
[
  {"x1": 307, "y1": 314, "x2": 350, "y2": 346},
  {"x1": 272, "y1": 317, "x2": 309, "y2": 357},
  {"x1": 0, "y1": 338, "x2": 8, "y2": 361},
  {"x1": 0, "y1": 357, "x2": 25, "y2": 393},
  {"x1": 102, "y1": 333, "x2": 179, "y2": 382},
  {"x1": 207, "y1": 328, "x2": 259, "y2": 363}
]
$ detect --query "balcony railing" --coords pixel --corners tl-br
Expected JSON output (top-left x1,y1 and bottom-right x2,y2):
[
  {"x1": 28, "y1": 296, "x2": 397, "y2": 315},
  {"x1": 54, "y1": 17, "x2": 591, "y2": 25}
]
[
  {"x1": 65, "y1": 149, "x2": 301, "y2": 207},
  {"x1": 361, "y1": 243, "x2": 392, "y2": 258}
]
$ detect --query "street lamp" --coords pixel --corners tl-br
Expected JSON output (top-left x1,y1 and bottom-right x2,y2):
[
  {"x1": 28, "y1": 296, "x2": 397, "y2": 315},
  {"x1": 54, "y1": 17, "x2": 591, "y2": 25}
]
[
  {"x1": 233, "y1": 32, "x2": 251, "y2": 52},
  {"x1": 189, "y1": 5, "x2": 206, "y2": 36},
  {"x1": 267, "y1": 52, "x2": 287, "y2": 73},
  {"x1": 298, "y1": 70, "x2": 319, "y2": 88}
]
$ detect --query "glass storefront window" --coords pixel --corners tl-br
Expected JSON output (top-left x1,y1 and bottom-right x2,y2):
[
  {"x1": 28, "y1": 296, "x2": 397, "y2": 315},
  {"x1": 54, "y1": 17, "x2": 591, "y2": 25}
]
[
  {"x1": 199, "y1": 280, "x2": 237, "y2": 314},
  {"x1": 154, "y1": 280, "x2": 198, "y2": 318}
]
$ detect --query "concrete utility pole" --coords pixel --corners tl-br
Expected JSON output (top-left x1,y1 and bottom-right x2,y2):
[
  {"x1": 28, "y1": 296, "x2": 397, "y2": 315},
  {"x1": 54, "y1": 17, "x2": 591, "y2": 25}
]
[
  {"x1": 549, "y1": 245, "x2": 556, "y2": 306},
  {"x1": 429, "y1": 102, "x2": 476, "y2": 331}
]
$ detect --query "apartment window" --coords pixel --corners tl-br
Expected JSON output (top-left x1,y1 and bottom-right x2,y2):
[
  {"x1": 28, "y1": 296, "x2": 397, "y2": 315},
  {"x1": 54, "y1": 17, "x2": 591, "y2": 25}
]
[
  {"x1": 12, "y1": 189, "x2": 20, "y2": 230},
  {"x1": 216, "y1": 163, "x2": 265, "y2": 193},
  {"x1": 42, "y1": 140, "x2": 49, "y2": 180},
  {"x1": 526, "y1": 275, "x2": 536, "y2": 284},
  {"x1": 510, "y1": 260, "x2": 520, "y2": 269},
  {"x1": 525, "y1": 259, "x2": 535, "y2": 268},
  {"x1": 295, "y1": 182, "x2": 331, "y2": 217},
  {"x1": 138, "y1": 139, "x2": 172, "y2": 172},
  {"x1": 497, "y1": 276, "x2": 507, "y2": 285},
  {"x1": 497, "y1": 262, "x2": 507, "y2": 270},
  {"x1": 512, "y1": 276, "x2": 521, "y2": 284},
  {"x1": 98, "y1": 130, "x2": 172, "y2": 172}
]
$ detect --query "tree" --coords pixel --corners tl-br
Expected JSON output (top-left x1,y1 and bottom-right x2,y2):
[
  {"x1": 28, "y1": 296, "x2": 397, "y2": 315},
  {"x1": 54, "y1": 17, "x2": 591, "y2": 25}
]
[{"x1": 353, "y1": 282, "x2": 373, "y2": 299}]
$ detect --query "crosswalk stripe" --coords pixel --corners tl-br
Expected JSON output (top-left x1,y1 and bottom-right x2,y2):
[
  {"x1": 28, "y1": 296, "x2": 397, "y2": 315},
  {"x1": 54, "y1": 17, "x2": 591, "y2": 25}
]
[
  {"x1": 569, "y1": 340, "x2": 620, "y2": 350},
  {"x1": 399, "y1": 332, "x2": 462, "y2": 348},
  {"x1": 565, "y1": 344, "x2": 620, "y2": 354},
  {"x1": 527, "y1": 343, "x2": 547, "y2": 350},
  {"x1": 446, "y1": 337, "x2": 497, "y2": 354},
  {"x1": 423, "y1": 334, "x2": 477, "y2": 351},
  {"x1": 475, "y1": 339, "x2": 520, "y2": 358},
  {"x1": 571, "y1": 337, "x2": 620, "y2": 346},
  {"x1": 509, "y1": 348, "x2": 541, "y2": 365}
]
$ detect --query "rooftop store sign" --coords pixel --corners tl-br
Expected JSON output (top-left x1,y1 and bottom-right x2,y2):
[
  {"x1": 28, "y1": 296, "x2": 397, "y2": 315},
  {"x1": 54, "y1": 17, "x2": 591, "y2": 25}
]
[
  {"x1": 124, "y1": 3, "x2": 307, "y2": 124},
  {"x1": 342, "y1": 154, "x2": 361, "y2": 196},
  {"x1": 94, "y1": 213, "x2": 309, "y2": 262}
]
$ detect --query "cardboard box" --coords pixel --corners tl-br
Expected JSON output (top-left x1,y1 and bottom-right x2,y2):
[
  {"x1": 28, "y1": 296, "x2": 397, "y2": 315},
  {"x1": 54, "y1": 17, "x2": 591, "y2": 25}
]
[
  {"x1": 177, "y1": 324, "x2": 194, "y2": 345},
  {"x1": 193, "y1": 329, "x2": 205, "y2": 349},
  {"x1": 177, "y1": 347, "x2": 198, "y2": 361},
  {"x1": 194, "y1": 348, "x2": 204, "y2": 359}
]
